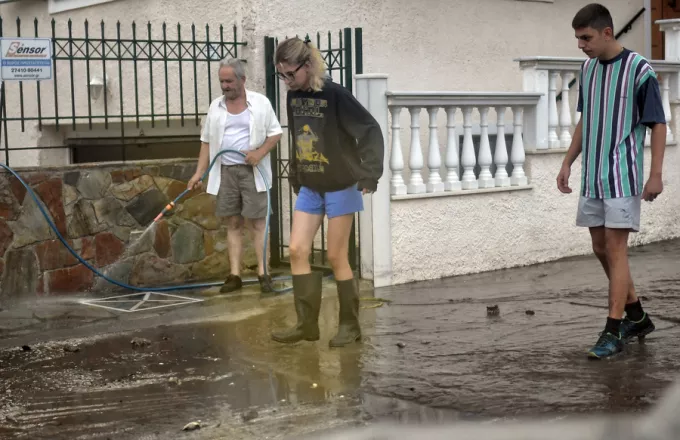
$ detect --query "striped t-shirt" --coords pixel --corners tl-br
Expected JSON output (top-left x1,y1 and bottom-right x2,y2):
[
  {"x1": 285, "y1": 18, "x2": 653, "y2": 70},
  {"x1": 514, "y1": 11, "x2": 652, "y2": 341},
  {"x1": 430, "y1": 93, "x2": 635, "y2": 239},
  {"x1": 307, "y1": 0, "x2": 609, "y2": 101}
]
[{"x1": 577, "y1": 49, "x2": 666, "y2": 199}]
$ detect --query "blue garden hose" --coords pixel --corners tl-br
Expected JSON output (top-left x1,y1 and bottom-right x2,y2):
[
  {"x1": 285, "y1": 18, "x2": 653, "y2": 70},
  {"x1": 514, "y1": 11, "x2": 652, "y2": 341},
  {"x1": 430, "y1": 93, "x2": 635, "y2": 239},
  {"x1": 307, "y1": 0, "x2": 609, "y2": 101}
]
[{"x1": 0, "y1": 148, "x2": 293, "y2": 295}]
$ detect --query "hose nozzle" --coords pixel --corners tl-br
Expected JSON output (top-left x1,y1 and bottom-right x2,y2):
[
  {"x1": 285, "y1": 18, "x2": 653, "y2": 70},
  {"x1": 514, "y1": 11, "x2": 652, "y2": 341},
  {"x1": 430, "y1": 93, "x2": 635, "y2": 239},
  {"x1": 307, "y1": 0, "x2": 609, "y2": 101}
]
[{"x1": 153, "y1": 201, "x2": 176, "y2": 222}]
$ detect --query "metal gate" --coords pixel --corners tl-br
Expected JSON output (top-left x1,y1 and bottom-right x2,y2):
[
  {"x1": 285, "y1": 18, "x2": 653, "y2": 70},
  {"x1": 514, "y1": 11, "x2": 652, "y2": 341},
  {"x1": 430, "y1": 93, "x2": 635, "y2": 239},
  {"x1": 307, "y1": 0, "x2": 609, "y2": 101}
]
[
  {"x1": 263, "y1": 28, "x2": 363, "y2": 273},
  {"x1": 0, "y1": 16, "x2": 247, "y2": 165}
]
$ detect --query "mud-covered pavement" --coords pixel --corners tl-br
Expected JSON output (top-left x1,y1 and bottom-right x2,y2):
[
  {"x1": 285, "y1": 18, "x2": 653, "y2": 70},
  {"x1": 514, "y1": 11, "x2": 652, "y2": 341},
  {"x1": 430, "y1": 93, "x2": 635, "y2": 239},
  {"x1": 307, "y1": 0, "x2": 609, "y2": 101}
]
[{"x1": 1, "y1": 239, "x2": 680, "y2": 439}]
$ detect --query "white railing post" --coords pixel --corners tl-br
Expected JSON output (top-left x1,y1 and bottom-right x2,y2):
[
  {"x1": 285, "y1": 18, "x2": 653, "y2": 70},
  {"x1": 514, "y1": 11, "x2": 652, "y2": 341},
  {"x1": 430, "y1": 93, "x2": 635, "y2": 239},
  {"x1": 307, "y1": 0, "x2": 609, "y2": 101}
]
[
  {"x1": 426, "y1": 107, "x2": 444, "y2": 193},
  {"x1": 408, "y1": 107, "x2": 426, "y2": 194},
  {"x1": 548, "y1": 71, "x2": 560, "y2": 148},
  {"x1": 510, "y1": 106, "x2": 528, "y2": 186},
  {"x1": 389, "y1": 106, "x2": 407, "y2": 196},
  {"x1": 659, "y1": 19, "x2": 680, "y2": 143},
  {"x1": 659, "y1": 19, "x2": 680, "y2": 60},
  {"x1": 494, "y1": 106, "x2": 510, "y2": 187},
  {"x1": 355, "y1": 74, "x2": 392, "y2": 288},
  {"x1": 572, "y1": 70, "x2": 581, "y2": 127},
  {"x1": 460, "y1": 106, "x2": 478, "y2": 189},
  {"x1": 645, "y1": 128, "x2": 651, "y2": 147},
  {"x1": 560, "y1": 72, "x2": 573, "y2": 148},
  {"x1": 477, "y1": 106, "x2": 494, "y2": 188},
  {"x1": 444, "y1": 106, "x2": 461, "y2": 191},
  {"x1": 518, "y1": 62, "x2": 550, "y2": 150},
  {"x1": 661, "y1": 73, "x2": 674, "y2": 144}
]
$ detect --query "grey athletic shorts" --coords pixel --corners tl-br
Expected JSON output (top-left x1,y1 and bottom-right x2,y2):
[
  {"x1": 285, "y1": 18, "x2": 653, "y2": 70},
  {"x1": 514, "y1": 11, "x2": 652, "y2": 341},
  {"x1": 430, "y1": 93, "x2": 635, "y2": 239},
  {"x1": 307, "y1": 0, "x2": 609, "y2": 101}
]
[
  {"x1": 216, "y1": 164, "x2": 268, "y2": 219},
  {"x1": 575, "y1": 195, "x2": 641, "y2": 232}
]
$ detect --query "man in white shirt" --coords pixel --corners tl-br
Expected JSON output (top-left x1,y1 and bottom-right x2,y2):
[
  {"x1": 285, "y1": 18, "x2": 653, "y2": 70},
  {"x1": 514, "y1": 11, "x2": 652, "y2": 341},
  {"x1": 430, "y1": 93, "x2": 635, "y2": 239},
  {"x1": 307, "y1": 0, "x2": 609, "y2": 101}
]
[{"x1": 188, "y1": 58, "x2": 282, "y2": 294}]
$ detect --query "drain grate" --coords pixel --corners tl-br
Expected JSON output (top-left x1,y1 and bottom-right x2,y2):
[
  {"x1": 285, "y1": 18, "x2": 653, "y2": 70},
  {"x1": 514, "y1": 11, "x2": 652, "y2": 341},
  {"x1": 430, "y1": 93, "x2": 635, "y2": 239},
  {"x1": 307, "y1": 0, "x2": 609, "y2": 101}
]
[{"x1": 79, "y1": 292, "x2": 203, "y2": 313}]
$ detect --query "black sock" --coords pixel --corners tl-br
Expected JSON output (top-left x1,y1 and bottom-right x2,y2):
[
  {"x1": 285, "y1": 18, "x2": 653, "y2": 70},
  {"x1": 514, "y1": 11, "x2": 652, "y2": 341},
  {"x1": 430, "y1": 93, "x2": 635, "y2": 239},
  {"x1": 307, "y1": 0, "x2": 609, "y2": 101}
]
[
  {"x1": 605, "y1": 317, "x2": 622, "y2": 336},
  {"x1": 625, "y1": 300, "x2": 645, "y2": 322}
]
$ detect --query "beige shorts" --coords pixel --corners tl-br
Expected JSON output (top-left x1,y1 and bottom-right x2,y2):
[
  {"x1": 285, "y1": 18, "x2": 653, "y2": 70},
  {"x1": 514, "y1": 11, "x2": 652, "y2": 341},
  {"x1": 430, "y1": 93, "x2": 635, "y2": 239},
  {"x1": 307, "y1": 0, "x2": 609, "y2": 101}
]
[{"x1": 216, "y1": 165, "x2": 268, "y2": 219}]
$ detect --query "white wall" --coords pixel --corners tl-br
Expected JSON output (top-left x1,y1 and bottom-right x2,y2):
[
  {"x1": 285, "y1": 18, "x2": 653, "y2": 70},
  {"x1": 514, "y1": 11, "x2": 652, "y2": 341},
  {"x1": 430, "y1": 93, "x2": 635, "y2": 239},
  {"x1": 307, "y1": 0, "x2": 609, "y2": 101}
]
[
  {"x1": 1, "y1": 0, "x2": 648, "y2": 91},
  {"x1": 389, "y1": 128, "x2": 680, "y2": 285}
]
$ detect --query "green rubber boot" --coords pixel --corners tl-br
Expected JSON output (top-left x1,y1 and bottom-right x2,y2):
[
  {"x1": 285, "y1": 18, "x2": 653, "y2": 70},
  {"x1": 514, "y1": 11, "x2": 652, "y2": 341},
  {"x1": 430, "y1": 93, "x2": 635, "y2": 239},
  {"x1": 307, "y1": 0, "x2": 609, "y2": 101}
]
[
  {"x1": 271, "y1": 272, "x2": 323, "y2": 344},
  {"x1": 329, "y1": 278, "x2": 362, "y2": 347}
]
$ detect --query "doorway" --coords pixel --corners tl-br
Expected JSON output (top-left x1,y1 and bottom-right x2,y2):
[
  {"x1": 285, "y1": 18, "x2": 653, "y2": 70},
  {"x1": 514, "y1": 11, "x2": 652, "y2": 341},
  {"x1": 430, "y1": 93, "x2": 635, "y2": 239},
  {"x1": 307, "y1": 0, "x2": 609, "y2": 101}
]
[{"x1": 652, "y1": 0, "x2": 680, "y2": 59}]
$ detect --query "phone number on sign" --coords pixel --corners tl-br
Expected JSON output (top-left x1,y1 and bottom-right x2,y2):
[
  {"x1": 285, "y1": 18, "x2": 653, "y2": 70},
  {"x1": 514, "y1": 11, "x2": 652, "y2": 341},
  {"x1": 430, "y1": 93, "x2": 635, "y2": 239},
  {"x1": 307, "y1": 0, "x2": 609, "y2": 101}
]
[{"x1": 10, "y1": 67, "x2": 44, "y2": 73}]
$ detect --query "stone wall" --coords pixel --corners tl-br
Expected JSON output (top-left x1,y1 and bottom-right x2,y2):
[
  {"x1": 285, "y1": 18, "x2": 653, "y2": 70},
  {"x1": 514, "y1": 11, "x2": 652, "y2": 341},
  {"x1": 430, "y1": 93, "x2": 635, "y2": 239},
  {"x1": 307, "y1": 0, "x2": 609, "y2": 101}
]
[{"x1": 0, "y1": 159, "x2": 257, "y2": 299}]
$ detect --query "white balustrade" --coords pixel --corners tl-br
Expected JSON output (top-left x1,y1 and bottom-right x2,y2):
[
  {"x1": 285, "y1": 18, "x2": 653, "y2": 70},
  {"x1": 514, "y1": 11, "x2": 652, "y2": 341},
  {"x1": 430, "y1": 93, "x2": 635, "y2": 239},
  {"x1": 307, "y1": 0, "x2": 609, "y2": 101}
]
[
  {"x1": 477, "y1": 107, "x2": 494, "y2": 188},
  {"x1": 516, "y1": 56, "x2": 680, "y2": 150},
  {"x1": 661, "y1": 73, "x2": 674, "y2": 144},
  {"x1": 645, "y1": 127, "x2": 652, "y2": 147},
  {"x1": 426, "y1": 107, "x2": 444, "y2": 192},
  {"x1": 559, "y1": 72, "x2": 573, "y2": 148},
  {"x1": 385, "y1": 92, "x2": 541, "y2": 197},
  {"x1": 408, "y1": 107, "x2": 426, "y2": 194},
  {"x1": 460, "y1": 106, "x2": 477, "y2": 190},
  {"x1": 510, "y1": 107, "x2": 527, "y2": 186},
  {"x1": 494, "y1": 107, "x2": 510, "y2": 187},
  {"x1": 444, "y1": 107, "x2": 461, "y2": 191},
  {"x1": 548, "y1": 71, "x2": 560, "y2": 148},
  {"x1": 572, "y1": 70, "x2": 580, "y2": 126},
  {"x1": 389, "y1": 106, "x2": 407, "y2": 196}
]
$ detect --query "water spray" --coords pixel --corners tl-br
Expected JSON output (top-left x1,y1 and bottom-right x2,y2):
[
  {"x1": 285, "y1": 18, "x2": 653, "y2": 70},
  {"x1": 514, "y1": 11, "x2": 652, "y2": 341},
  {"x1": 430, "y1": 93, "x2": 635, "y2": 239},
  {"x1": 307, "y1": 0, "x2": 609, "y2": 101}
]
[{"x1": 0, "y1": 149, "x2": 297, "y2": 295}]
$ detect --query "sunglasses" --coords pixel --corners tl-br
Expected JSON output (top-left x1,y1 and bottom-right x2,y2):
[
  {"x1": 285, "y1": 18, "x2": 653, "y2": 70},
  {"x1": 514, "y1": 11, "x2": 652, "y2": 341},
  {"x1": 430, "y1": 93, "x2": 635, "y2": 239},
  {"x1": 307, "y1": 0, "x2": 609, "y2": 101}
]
[{"x1": 276, "y1": 62, "x2": 305, "y2": 81}]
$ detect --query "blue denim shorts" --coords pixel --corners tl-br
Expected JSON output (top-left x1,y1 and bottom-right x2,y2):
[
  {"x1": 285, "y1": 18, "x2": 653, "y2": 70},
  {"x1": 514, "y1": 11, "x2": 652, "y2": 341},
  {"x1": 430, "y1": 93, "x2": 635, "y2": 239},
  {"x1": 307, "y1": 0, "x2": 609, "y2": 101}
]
[{"x1": 295, "y1": 184, "x2": 364, "y2": 218}]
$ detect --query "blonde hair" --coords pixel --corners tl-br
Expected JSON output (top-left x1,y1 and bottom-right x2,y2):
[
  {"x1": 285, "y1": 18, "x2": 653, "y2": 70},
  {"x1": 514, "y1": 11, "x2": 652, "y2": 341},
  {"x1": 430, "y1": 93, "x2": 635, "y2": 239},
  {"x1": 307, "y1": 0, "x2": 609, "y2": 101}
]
[{"x1": 274, "y1": 37, "x2": 327, "y2": 92}]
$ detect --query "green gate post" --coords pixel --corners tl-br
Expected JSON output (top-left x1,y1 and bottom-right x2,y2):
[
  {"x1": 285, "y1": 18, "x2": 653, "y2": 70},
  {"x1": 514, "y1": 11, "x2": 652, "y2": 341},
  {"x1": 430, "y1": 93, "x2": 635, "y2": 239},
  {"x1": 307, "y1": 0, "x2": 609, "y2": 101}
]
[{"x1": 264, "y1": 36, "x2": 281, "y2": 267}]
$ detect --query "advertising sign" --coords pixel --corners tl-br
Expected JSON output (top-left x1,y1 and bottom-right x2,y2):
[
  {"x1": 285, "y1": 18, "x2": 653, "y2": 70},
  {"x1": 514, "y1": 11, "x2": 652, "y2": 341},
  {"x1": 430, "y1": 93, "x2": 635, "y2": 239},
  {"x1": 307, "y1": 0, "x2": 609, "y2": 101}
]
[{"x1": 0, "y1": 38, "x2": 52, "y2": 81}]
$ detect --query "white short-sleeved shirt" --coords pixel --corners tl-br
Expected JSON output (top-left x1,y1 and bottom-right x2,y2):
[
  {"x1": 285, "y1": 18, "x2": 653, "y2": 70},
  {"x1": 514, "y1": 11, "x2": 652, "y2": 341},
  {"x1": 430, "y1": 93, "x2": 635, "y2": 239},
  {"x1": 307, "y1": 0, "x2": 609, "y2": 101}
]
[{"x1": 200, "y1": 90, "x2": 282, "y2": 194}]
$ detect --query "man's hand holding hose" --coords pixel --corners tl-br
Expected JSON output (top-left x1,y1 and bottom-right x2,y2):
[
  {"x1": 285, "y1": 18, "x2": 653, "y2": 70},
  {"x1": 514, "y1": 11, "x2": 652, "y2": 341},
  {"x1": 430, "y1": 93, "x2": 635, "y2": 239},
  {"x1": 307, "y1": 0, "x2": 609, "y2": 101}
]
[{"x1": 188, "y1": 141, "x2": 211, "y2": 190}]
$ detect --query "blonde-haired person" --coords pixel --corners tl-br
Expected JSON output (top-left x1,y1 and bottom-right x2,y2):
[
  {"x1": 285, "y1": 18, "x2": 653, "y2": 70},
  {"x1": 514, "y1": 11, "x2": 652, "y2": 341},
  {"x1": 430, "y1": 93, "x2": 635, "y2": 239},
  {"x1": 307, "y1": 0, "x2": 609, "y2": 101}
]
[{"x1": 270, "y1": 36, "x2": 384, "y2": 347}]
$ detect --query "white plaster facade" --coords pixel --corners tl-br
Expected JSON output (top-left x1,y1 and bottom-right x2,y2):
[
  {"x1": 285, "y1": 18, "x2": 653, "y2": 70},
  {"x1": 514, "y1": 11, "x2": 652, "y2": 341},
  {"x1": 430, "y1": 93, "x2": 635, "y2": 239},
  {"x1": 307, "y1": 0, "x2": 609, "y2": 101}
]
[
  {"x1": 388, "y1": 144, "x2": 680, "y2": 285},
  {"x1": 0, "y1": 0, "x2": 650, "y2": 95}
]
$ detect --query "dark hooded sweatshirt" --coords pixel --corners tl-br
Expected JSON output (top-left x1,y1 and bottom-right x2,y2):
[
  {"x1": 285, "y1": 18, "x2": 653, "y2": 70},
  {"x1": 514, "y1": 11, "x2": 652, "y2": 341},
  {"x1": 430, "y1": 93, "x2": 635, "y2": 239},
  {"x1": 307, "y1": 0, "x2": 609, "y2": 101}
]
[{"x1": 286, "y1": 78, "x2": 384, "y2": 194}]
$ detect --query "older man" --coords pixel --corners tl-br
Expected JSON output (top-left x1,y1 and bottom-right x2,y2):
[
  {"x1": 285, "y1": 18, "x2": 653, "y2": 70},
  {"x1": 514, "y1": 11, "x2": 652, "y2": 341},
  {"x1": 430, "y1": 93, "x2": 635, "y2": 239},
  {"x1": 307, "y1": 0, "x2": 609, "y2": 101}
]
[{"x1": 188, "y1": 58, "x2": 282, "y2": 294}]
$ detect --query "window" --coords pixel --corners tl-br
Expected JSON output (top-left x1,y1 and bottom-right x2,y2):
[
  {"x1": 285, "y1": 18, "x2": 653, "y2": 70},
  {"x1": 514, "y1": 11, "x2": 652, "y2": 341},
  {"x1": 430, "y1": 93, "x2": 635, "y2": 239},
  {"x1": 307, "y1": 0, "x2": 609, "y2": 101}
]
[{"x1": 48, "y1": 0, "x2": 117, "y2": 14}]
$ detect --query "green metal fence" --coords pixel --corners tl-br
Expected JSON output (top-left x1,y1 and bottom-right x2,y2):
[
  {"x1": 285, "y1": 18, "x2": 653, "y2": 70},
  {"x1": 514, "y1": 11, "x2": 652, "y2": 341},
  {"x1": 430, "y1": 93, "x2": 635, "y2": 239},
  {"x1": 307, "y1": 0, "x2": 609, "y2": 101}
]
[
  {"x1": 0, "y1": 16, "x2": 247, "y2": 165},
  {"x1": 263, "y1": 28, "x2": 363, "y2": 274}
]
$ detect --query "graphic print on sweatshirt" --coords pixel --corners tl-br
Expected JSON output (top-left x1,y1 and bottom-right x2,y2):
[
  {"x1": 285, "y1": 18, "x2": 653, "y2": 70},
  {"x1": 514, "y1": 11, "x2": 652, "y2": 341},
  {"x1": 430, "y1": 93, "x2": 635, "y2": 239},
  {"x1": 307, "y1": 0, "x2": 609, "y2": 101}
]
[{"x1": 291, "y1": 97, "x2": 329, "y2": 174}]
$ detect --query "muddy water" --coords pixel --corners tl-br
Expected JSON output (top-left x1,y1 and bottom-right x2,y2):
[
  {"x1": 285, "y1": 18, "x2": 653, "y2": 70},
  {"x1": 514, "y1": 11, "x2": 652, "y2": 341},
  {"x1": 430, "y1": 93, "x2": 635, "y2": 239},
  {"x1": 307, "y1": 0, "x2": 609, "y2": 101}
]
[
  {"x1": 0, "y1": 239, "x2": 679, "y2": 439},
  {"x1": 359, "y1": 238, "x2": 680, "y2": 418}
]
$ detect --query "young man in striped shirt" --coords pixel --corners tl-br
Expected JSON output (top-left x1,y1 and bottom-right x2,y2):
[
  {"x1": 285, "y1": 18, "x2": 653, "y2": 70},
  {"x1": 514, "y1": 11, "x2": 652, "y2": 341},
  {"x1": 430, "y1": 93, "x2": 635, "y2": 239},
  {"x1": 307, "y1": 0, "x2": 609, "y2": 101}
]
[{"x1": 557, "y1": 3, "x2": 667, "y2": 359}]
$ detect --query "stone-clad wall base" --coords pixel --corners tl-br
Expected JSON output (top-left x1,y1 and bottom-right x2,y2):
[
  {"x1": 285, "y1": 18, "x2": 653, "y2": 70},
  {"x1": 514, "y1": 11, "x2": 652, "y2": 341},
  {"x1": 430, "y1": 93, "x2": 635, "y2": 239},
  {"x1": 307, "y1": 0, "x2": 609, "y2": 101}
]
[{"x1": 0, "y1": 160, "x2": 257, "y2": 299}]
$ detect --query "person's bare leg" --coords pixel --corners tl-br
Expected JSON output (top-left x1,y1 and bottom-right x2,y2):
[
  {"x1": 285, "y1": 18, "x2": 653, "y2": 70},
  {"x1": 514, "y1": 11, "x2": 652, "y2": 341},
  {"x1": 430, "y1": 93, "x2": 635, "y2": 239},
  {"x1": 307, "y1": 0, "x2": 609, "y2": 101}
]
[
  {"x1": 289, "y1": 211, "x2": 324, "y2": 275},
  {"x1": 226, "y1": 215, "x2": 243, "y2": 277},
  {"x1": 589, "y1": 226, "x2": 637, "y2": 304},
  {"x1": 326, "y1": 214, "x2": 355, "y2": 281},
  {"x1": 245, "y1": 218, "x2": 268, "y2": 276},
  {"x1": 604, "y1": 228, "x2": 632, "y2": 320}
]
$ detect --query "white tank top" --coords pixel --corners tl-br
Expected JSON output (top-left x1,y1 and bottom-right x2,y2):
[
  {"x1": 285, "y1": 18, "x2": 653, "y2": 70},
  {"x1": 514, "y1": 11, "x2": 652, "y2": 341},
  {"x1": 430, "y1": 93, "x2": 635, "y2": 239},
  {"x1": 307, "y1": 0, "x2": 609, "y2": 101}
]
[{"x1": 220, "y1": 108, "x2": 251, "y2": 165}]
